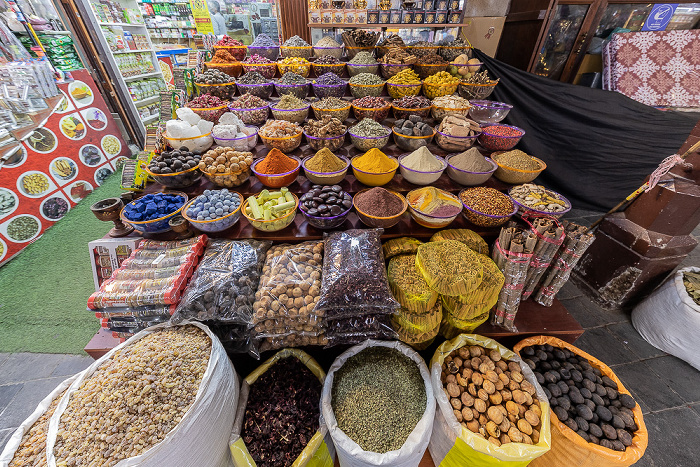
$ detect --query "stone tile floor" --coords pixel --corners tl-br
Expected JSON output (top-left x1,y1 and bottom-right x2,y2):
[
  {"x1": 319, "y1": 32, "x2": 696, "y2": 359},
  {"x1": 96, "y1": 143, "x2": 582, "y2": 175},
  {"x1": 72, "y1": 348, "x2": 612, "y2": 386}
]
[{"x1": 0, "y1": 210, "x2": 698, "y2": 465}]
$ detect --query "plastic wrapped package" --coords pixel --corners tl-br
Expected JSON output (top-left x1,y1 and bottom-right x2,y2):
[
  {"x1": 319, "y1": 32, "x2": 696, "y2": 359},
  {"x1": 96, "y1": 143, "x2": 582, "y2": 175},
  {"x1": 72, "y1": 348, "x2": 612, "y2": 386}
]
[
  {"x1": 102, "y1": 314, "x2": 170, "y2": 334},
  {"x1": 382, "y1": 237, "x2": 422, "y2": 260},
  {"x1": 430, "y1": 229, "x2": 489, "y2": 255},
  {"x1": 388, "y1": 254, "x2": 438, "y2": 313},
  {"x1": 441, "y1": 253, "x2": 504, "y2": 321},
  {"x1": 416, "y1": 240, "x2": 484, "y2": 297},
  {"x1": 94, "y1": 304, "x2": 176, "y2": 319},
  {"x1": 259, "y1": 334, "x2": 328, "y2": 353},
  {"x1": 393, "y1": 301, "x2": 443, "y2": 335},
  {"x1": 252, "y1": 241, "x2": 325, "y2": 350},
  {"x1": 87, "y1": 236, "x2": 207, "y2": 310},
  {"x1": 173, "y1": 239, "x2": 271, "y2": 324},
  {"x1": 317, "y1": 229, "x2": 399, "y2": 319},
  {"x1": 207, "y1": 322, "x2": 259, "y2": 358},
  {"x1": 325, "y1": 314, "x2": 397, "y2": 346}
]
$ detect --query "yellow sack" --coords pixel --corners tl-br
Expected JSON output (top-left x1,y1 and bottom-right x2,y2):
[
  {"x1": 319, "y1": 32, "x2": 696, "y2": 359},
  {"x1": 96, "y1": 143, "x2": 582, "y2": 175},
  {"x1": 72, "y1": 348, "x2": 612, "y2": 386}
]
[
  {"x1": 393, "y1": 301, "x2": 443, "y2": 334},
  {"x1": 439, "y1": 310, "x2": 489, "y2": 339},
  {"x1": 513, "y1": 336, "x2": 648, "y2": 467},
  {"x1": 230, "y1": 348, "x2": 334, "y2": 467},
  {"x1": 388, "y1": 254, "x2": 439, "y2": 313},
  {"x1": 429, "y1": 334, "x2": 551, "y2": 467},
  {"x1": 430, "y1": 229, "x2": 489, "y2": 255}
]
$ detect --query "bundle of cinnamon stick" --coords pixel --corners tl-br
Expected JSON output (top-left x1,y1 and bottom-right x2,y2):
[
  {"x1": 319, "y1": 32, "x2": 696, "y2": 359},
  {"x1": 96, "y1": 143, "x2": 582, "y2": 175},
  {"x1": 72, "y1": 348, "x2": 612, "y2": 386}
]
[
  {"x1": 535, "y1": 222, "x2": 595, "y2": 306},
  {"x1": 491, "y1": 226, "x2": 537, "y2": 331},
  {"x1": 521, "y1": 217, "x2": 565, "y2": 300}
]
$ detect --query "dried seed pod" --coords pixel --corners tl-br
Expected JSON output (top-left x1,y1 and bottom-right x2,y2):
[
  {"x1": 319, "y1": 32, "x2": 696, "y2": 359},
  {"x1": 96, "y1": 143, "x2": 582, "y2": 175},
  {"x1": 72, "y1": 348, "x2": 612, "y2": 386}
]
[
  {"x1": 456, "y1": 373, "x2": 468, "y2": 388},
  {"x1": 447, "y1": 382, "x2": 461, "y2": 398},
  {"x1": 486, "y1": 421, "x2": 501, "y2": 438},
  {"x1": 453, "y1": 357, "x2": 463, "y2": 368},
  {"x1": 487, "y1": 405, "x2": 504, "y2": 425},
  {"x1": 489, "y1": 392, "x2": 503, "y2": 406},
  {"x1": 462, "y1": 367, "x2": 473, "y2": 380},
  {"x1": 474, "y1": 398, "x2": 487, "y2": 413},
  {"x1": 462, "y1": 406, "x2": 474, "y2": 421},
  {"x1": 519, "y1": 403, "x2": 527, "y2": 417},
  {"x1": 531, "y1": 428, "x2": 540, "y2": 444},
  {"x1": 471, "y1": 357, "x2": 482, "y2": 369},
  {"x1": 522, "y1": 433, "x2": 533, "y2": 445},
  {"x1": 454, "y1": 409, "x2": 463, "y2": 422},
  {"x1": 508, "y1": 426, "x2": 523, "y2": 443},
  {"x1": 461, "y1": 392, "x2": 475, "y2": 407},
  {"x1": 489, "y1": 349, "x2": 502, "y2": 362},
  {"x1": 506, "y1": 400, "x2": 519, "y2": 416},
  {"x1": 446, "y1": 374, "x2": 457, "y2": 384},
  {"x1": 501, "y1": 390, "x2": 513, "y2": 402},
  {"x1": 479, "y1": 414, "x2": 488, "y2": 426},
  {"x1": 508, "y1": 361, "x2": 520, "y2": 373},
  {"x1": 524, "y1": 410, "x2": 540, "y2": 427},
  {"x1": 458, "y1": 347, "x2": 470, "y2": 360},
  {"x1": 468, "y1": 383, "x2": 478, "y2": 397},
  {"x1": 517, "y1": 418, "x2": 533, "y2": 435},
  {"x1": 521, "y1": 380, "x2": 536, "y2": 396},
  {"x1": 524, "y1": 391, "x2": 533, "y2": 406},
  {"x1": 448, "y1": 360, "x2": 460, "y2": 374},
  {"x1": 478, "y1": 388, "x2": 489, "y2": 401},
  {"x1": 483, "y1": 380, "x2": 496, "y2": 395},
  {"x1": 479, "y1": 363, "x2": 491, "y2": 374},
  {"x1": 499, "y1": 373, "x2": 510, "y2": 385},
  {"x1": 529, "y1": 403, "x2": 542, "y2": 418},
  {"x1": 469, "y1": 346, "x2": 483, "y2": 357},
  {"x1": 485, "y1": 370, "x2": 499, "y2": 383},
  {"x1": 511, "y1": 371, "x2": 524, "y2": 383},
  {"x1": 488, "y1": 436, "x2": 501, "y2": 446},
  {"x1": 495, "y1": 379, "x2": 505, "y2": 391},
  {"x1": 509, "y1": 381, "x2": 521, "y2": 391},
  {"x1": 499, "y1": 418, "x2": 511, "y2": 433},
  {"x1": 466, "y1": 420, "x2": 480, "y2": 433},
  {"x1": 508, "y1": 413, "x2": 518, "y2": 424},
  {"x1": 513, "y1": 389, "x2": 527, "y2": 405},
  {"x1": 471, "y1": 372, "x2": 484, "y2": 386},
  {"x1": 450, "y1": 398, "x2": 462, "y2": 410},
  {"x1": 497, "y1": 360, "x2": 508, "y2": 371},
  {"x1": 499, "y1": 433, "x2": 511, "y2": 445}
]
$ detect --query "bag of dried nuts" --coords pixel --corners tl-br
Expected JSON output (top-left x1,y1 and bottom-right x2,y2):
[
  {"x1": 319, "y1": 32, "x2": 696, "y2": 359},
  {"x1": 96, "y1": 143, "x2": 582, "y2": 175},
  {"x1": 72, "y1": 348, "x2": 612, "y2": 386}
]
[
  {"x1": 0, "y1": 374, "x2": 81, "y2": 467},
  {"x1": 230, "y1": 349, "x2": 335, "y2": 467},
  {"x1": 46, "y1": 323, "x2": 238, "y2": 467},
  {"x1": 429, "y1": 334, "x2": 552, "y2": 466},
  {"x1": 252, "y1": 241, "x2": 327, "y2": 351}
]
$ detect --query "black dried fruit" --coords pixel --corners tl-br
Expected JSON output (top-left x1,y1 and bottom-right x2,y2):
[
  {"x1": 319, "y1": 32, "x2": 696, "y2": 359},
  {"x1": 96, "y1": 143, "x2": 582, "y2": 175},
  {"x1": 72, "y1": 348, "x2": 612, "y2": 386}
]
[
  {"x1": 582, "y1": 370, "x2": 596, "y2": 381},
  {"x1": 569, "y1": 388, "x2": 585, "y2": 405},
  {"x1": 596, "y1": 405, "x2": 612, "y2": 422},
  {"x1": 620, "y1": 394, "x2": 636, "y2": 409},
  {"x1": 540, "y1": 361, "x2": 552, "y2": 371},
  {"x1": 524, "y1": 359, "x2": 537, "y2": 370},
  {"x1": 558, "y1": 381, "x2": 570, "y2": 394},
  {"x1": 576, "y1": 404, "x2": 593, "y2": 421},
  {"x1": 596, "y1": 384, "x2": 608, "y2": 397},
  {"x1": 550, "y1": 360, "x2": 561, "y2": 370},
  {"x1": 589, "y1": 435, "x2": 600, "y2": 445},
  {"x1": 554, "y1": 349, "x2": 566, "y2": 360},
  {"x1": 536, "y1": 372, "x2": 545, "y2": 385},
  {"x1": 571, "y1": 370, "x2": 583, "y2": 383},
  {"x1": 600, "y1": 439, "x2": 615, "y2": 450},
  {"x1": 601, "y1": 423, "x2": 617, "y2": 440},
  {"x1": 544, "y1": 344, "x2": 554, "y2": 352},
  {"x1": 522, "y1": 346, "x2": 535, "y2": 356},
  {"x1": 591, "y1": 413, "x2": 599, "y2": 424},
  {"x1": 591, "y1": 394, "x2": 605, "y2": 407},
  {"x1": 544, "y1": 387, "x2": 552, "y2": 401},
  {"x1": 548, "y1": 383, "x2": 562, "y2": 398},
  {"x1": 589, "y1": 423, "x2": 603, "y2": 438},
  {"x1": 553, "y1": 406, "x2": 569, "y2": 422},
  {"x1": 602, "y1": 376, "x2": 617, "y2": 389},
  {"x1": 536, "y1": 350, "x2": 548, "y2": 361},
  {"x1": 580, "y1": 387, "x2": 592, "y2": 399},
  {"x1": 611, "y1": 440, "x2": 626, "y2": 451},
  {"x1": 606, "y1": 387, "x2": 619, "y2": 400},
  {"x1": 583, "y1": 379, "x2": 596, "y2": 393},
  {"x1": 557, "y1": 396, "x2": 571, "y2": 412},
  {"x1": 559, "y1": 368, "x2": 571, "y2": 379},
  {"x1": 612, "y1": 415, "x2": 625, "y2": 430},
  {"x1": 576, "y1": 430, "x2": 590, "y2": 442},
  {"x1": 618, "y1": 412, "x2": 635, "y2": 430},
  {"x1": 617, "y1": 429, "x2": 633, "y2": 446},
  {"x1": 609, "y1": 406, "x2": 620, "y2": 415},
  {"x1": 544, "y1": 371, "x2": 557, "y2": 384},
  {"x1": 564, "y1": 418, "x2": 578, "y2": 432},
  {"x1": 585, "y1": 399, "x2": 595, "y2": 411},
  {"x1": 575, "y1": 416, "x2": 589, "y2": 432},
  {"x1": 593, "y1": 367, "x2": 602, "y2": 377},
  {"x1": 611, "y1": 399, "x2": 622, "y2": 408},
  {"x1": 580, "y1": 361, "x2": 593, "y2": 371}
]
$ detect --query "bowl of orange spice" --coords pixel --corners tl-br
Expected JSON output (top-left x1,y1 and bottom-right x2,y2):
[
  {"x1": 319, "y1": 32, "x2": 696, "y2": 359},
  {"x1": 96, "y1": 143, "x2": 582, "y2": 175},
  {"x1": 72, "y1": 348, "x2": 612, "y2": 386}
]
[{"x1": 250, "y1": 148, "x2": 301, "y2": 188}]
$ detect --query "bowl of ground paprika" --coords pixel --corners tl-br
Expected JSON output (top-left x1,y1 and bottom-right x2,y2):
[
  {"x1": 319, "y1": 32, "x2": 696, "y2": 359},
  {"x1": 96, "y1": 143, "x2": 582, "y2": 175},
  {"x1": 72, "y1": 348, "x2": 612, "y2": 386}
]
[{"x1": 251, "y1": 149, "x2": 301, "y2": 188}]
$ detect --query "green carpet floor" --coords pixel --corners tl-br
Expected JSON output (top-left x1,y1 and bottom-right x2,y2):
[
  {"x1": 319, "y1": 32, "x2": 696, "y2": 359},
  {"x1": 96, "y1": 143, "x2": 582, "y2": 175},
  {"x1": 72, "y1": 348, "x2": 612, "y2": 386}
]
[{"x1": 0, "y1": 174, "x2": 122, "y2": 354}]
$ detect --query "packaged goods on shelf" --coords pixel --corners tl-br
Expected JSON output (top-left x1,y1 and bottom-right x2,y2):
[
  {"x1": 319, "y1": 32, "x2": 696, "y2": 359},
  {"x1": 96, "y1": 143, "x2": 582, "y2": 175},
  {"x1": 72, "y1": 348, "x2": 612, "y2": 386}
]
[
  {"x1": 87, "y1": 237, "x2": 142, "y2": 290},
  {"x1": 87, "y1": 235, "x2": 207, "y2": 311}
]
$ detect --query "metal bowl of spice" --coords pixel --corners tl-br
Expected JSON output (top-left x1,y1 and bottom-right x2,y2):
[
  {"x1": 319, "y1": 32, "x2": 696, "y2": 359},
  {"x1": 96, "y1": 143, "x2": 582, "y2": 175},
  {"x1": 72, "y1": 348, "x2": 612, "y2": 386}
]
[
  {"x1": 353, "y1": 187, "x2": 407, "y2": 228},
  {"x1": 459, "y1": 186, "x2": 517, "y2": 227},
  {"x1": 445, "y1": 150, "x2": 497, "y2": 186},
  {"x1": 478, "y1": 124, "x2": 525, "y2": 152},
  {"x1": 303, "y1": 152, "x2": 350, "y2": 185},
  {"x1": 406, "y1": 186, "x2": 462, "y2": 228},
  {"x1": 491, "y1": 149, "x2": 546, "y2": 184},
  {"x1": 251, "y1": 149, "x2": 301, "y2": 188}
]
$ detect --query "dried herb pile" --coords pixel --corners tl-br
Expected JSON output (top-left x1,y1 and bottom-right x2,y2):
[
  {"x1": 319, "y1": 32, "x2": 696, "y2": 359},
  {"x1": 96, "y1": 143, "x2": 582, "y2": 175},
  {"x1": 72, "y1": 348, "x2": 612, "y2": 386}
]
[
  {"x1": 243, "y1": 358, "x2": 322, "y2": 466},
  {"x1": 332, "y1": 347, "x2": 426, "y2": 453}
]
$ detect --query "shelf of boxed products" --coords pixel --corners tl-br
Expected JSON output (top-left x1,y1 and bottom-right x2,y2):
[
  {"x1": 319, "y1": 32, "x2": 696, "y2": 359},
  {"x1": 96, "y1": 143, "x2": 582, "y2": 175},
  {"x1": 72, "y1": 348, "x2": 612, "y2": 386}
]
[
  {"x1": 123, "y1": 71, "x2": 162, "y2": 81},
  {"x1": 133, "y1": 94, "x2": 159, "y2": 106}
]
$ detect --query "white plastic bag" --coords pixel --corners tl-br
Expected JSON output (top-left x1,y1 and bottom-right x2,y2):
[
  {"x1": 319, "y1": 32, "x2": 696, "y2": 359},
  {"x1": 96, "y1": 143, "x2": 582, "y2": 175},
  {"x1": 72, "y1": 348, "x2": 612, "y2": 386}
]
[
  {"x1": 632, "y1": 266, "x2": 700, "y2": 371},
  {"x1": 0, "y1": 373, "x2": 82, "y2": 467},
  {"x1": 321, "y1": 339, "x2": 435, "y2": 467},
  {"x1": 46, "y1": 321, "x2": 238, "y2": 467}
]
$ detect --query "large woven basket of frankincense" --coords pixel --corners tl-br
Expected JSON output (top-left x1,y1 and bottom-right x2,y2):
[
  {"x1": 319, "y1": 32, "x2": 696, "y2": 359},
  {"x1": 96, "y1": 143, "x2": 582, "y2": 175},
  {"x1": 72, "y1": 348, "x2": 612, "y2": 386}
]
[
  {"x1": 429, "y1": 334, "x2": 552, "y2": 466},
  {"x1": 514, "y1": 336, "x2": 648, "y2": 467}
]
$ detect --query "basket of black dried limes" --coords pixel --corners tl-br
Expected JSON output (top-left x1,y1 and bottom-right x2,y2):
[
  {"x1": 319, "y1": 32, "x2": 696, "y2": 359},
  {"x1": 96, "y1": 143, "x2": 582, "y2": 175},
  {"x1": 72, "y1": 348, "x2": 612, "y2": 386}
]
[{"x1": 514, "y1": 336, "x2": 648, "y2": 467}]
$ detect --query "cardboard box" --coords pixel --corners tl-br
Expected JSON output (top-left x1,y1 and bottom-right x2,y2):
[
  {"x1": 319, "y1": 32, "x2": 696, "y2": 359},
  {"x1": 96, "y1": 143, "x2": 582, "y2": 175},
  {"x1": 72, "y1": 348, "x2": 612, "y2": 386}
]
[
  {"x1": 367, "y1": 9, "x2": 380, "y2": 23},
  {"x1": 413, "y1": 10, "x2": 425, "y2": 23},
  {"x1": 424, "y1": 10, "x2": 436, "y2": 23},
  {"x1": 401, "y1": 10, "x2": 413, "y2": 24},
  {"x1": 89, "y1": 238, "x2": 142, "y2": 291},
  {"x1": 356, "y1": 9, "x2": 368, "y2": 23},
  {"x1": 435, "y1": 9, "x2": 448, "y2": 24},
  {"x1": 344, "y1": 9, "x2": 356, "y2": 23},
  {"x1": 309, "y1": 10, "x2": 322, "y2": 24},
  {"x1": 448, "y1": 9, "x2": 463, "y2": 23},
  {"x1": 378, "y1": 10, "x2": 390, "y2": 23},
  {"x1": 321, "y1": 9, "x2": 333, "y2": 24},
  {"x1": 390, "y1": 9, "x2": 401, "y2": 23},
  {"x1": 461, "y1": 16, "x2": 506, "y2": 57},
  {"x1": 424, "y1": 0, "x2": 434, "y2": 9}
]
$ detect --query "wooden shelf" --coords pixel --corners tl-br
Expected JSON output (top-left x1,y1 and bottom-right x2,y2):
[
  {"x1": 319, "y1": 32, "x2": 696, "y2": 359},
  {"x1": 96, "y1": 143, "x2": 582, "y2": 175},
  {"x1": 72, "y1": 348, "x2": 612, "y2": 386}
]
[{"x1": 309, "y1": 23, "x2": 468, "y2": 28}]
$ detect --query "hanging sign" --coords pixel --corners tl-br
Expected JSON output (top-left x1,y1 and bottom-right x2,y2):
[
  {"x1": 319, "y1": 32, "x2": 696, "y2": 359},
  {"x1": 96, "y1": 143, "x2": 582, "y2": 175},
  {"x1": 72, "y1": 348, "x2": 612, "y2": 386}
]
[
  {"x1": 188, "y1": 0, "x2": 215, "y2": 35},
  {"x1": 642, "y1": 4, "x2": 678, "y2": 31}
]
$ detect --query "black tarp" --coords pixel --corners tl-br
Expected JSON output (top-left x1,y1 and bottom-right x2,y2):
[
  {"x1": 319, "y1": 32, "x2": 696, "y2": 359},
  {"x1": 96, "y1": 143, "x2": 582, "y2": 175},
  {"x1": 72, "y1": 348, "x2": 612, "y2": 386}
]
[{"x1": 473, "y1": 49, "x2": 699, "y2": 211}]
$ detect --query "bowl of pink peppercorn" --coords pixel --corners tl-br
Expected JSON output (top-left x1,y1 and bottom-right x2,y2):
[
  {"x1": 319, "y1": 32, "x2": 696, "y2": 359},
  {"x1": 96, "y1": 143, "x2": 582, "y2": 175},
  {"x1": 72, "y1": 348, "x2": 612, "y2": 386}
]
[{"x1": 477, "y1": 123, "x2": 525, "y2": 151}]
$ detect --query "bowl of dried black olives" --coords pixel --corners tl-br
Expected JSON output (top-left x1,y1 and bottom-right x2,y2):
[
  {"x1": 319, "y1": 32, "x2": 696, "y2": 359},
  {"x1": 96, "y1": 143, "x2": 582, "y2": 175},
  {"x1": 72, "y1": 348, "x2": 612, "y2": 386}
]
[
  {"x1": 298, "y1": 185, "x2": 352, "y2": 229},
  {"x1": 144, "y1": 148, "x2": 203, "y2": 189}
]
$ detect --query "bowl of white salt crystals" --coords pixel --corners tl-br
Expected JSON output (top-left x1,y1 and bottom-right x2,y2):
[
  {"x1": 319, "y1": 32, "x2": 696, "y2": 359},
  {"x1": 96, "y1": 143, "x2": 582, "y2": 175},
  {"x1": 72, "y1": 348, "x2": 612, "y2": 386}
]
[
  {"x1": 163, "y1": 108, "x2": 214, "y2": 153},
  {"x1": 212, "y1": 112, "x2": 259, "y2": 151}
]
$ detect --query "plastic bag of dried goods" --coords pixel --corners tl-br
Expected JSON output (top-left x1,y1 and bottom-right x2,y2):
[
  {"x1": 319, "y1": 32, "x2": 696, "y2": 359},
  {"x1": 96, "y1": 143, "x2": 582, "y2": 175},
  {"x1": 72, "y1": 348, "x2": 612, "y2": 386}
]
[
  {"x1": 230, "y1": 348, "x2": 334, "y2": 467},
  {"x1": 173, "y1": 239, "x2": 271, "y2": 324},
  {"x1": 46, "y1": 322, "x2": 238, "y2": 467},
  {"x1": 513, "y1": 336, "x2": 647, "y2": 467},
  {"x1": 0, "y1": 373, "x2": 82, "y2": 467},
  {"x1": 632, "y1": 267, "x2": 700, "y2": 371},
  {"x1": 429, "y1": 334, "x2": 551, "y2": 467},
  {"x1": 322, "y1": 340, "x2": 435, "y2": 467}
]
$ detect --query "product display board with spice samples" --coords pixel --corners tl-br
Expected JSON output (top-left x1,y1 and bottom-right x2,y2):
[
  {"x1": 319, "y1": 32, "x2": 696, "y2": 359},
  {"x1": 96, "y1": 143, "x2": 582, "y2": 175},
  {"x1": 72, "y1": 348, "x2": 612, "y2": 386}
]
[{"x1": 65, "y1": 32, "x2": 624, "y2": 467}]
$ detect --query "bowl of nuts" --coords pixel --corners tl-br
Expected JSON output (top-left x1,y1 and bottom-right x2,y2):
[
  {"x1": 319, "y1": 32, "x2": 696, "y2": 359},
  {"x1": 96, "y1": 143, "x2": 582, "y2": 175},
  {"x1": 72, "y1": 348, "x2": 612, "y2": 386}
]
[
  {"x1": 144, "y1": 149, "x2": 203, "y2": 189},
  {"x1": 199, "y1": 147, "x2": 254, "y2": 188},
  {"x1": 181, "y1": 191, "x2": 242, "y2": 233},
  {"x1": 303, "y1": 116, "x2": 347, "y2": 152},
  {"x1": 459, "y1": 187, "x2": 518, "y2": 227}
]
